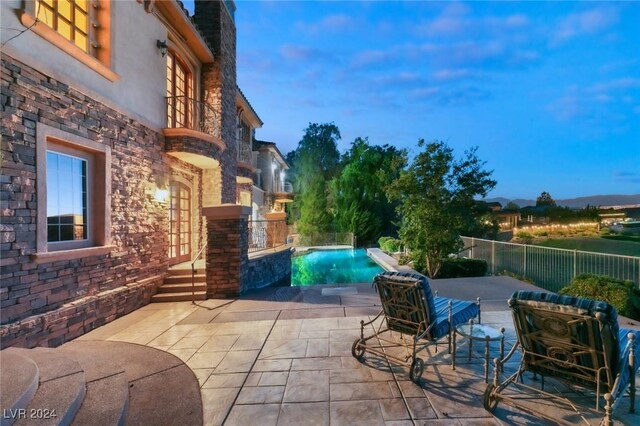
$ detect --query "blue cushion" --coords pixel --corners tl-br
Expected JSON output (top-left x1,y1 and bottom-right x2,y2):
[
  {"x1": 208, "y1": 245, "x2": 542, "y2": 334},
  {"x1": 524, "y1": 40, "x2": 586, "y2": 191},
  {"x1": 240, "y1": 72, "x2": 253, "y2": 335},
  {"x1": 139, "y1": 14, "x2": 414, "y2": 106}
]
[
  {"x1": 612, "y1": 328, "x2": 640, "y2": 402},
  {"x1": 375, "y1": 271, "x2": 437, "y2": 325},
  {"x1": 432, "y1": 296, "x2": 481, "y2": 340}
]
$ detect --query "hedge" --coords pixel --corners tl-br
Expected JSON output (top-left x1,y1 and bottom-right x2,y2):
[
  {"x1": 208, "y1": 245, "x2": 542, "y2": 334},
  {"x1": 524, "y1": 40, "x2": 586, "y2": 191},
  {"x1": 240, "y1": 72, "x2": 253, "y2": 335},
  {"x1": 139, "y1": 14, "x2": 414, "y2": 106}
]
[{"x1": 559, "y1": 274, "x2": 640, "y2": 320}]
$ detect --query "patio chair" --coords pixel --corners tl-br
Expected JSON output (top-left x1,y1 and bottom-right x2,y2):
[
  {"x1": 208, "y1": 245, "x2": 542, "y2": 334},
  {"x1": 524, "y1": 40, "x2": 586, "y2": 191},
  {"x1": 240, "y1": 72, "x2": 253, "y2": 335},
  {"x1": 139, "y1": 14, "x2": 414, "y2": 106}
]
[
  {"x1": 351, "y1": 271, "x2": 481, "y2": 383},
  {"x1": 484, "y1": 291, "x2": 640, "y2": 426}
]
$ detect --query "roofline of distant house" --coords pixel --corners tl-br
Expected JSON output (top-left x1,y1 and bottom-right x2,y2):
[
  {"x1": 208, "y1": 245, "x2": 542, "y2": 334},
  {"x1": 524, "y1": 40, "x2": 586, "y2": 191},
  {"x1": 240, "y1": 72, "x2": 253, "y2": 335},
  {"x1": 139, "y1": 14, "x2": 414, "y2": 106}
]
[
  {"x1": 255, "y1": 139, "x2": 289, "y2": 169},
  {"x1": 237, "y1": 86, "x2": 263, "y2": 127}
]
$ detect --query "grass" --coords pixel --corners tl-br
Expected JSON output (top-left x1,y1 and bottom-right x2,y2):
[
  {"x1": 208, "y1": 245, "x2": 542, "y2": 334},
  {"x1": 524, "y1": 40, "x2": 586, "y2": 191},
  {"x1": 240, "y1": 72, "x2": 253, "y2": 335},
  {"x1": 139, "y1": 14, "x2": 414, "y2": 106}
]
[{"x1": 538, "y1": 237, "x2": 640, "y2": 257}]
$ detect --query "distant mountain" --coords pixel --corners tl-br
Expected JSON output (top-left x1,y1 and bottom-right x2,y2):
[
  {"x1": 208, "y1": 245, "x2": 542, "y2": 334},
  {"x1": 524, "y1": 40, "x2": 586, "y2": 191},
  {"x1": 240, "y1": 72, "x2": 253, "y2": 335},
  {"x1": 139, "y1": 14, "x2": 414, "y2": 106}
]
[{"x1": 483, "y1": 194, "x2": 640, "y2": 209}]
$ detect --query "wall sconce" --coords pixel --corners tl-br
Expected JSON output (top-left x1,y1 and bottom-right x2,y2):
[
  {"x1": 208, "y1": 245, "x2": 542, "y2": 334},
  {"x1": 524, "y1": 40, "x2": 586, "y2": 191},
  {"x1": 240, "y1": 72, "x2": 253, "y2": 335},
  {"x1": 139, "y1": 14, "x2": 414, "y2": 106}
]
[
  {"x1": 156, "y1": 39, "x2": 168, "y2": 57},
  {"x1": 154, "y1": 188, "x2": 169, "y2": 203}
]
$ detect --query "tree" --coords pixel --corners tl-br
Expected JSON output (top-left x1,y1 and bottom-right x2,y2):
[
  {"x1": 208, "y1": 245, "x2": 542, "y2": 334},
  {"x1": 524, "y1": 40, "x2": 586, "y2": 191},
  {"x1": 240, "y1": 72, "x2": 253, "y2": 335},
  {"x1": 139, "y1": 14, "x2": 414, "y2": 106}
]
[
  {"x1": 289, "y1": 123, "x2": 341, "y2": 235},
  {"x1": 387, "y1": 140, "x2": 496, "y2": 278},
  {"x1": 505, "y1": 202, "x2": 520, "y2": 210},
  {"x1": 536, "y1": 191, "x2": 556, "y2": 207},
  {"x1": 329, "y1": 137, "x2": 406, "y2": 245}
]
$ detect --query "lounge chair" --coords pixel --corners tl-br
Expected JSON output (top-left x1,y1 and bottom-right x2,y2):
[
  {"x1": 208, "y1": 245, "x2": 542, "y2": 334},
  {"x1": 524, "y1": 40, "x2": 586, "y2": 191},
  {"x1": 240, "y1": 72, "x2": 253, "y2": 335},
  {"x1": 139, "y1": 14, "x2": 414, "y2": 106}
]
[
  {"x1": 484, "y1": 291, "x2": 640, "y2": 426},
  {"x1": 351, "y1": 271, "x2": 481, "y2": 383}
]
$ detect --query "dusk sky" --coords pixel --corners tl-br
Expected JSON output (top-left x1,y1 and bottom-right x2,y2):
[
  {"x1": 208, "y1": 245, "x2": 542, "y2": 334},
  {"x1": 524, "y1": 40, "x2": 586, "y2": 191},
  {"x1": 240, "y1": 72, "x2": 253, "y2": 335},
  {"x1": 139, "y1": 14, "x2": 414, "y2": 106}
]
[{"x1": 185, "y1": 1, "x2": 640, "y2": 200}]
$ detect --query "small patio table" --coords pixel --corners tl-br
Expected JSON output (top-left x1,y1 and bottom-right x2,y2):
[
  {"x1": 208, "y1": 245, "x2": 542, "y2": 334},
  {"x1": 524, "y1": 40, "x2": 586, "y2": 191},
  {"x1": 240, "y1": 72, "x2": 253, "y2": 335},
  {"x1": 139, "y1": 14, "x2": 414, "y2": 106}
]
[{"x1": 452, "y1": 320, "x2": 505, "y2": 383}]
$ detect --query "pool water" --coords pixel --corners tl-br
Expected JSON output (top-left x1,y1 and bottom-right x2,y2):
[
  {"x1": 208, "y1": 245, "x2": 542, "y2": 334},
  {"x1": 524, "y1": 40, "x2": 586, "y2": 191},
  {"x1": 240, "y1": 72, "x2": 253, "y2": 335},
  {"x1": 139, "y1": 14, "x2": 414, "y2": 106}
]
[{"x1": 291, "y1": 248, "x2": 384, "y2": 286}]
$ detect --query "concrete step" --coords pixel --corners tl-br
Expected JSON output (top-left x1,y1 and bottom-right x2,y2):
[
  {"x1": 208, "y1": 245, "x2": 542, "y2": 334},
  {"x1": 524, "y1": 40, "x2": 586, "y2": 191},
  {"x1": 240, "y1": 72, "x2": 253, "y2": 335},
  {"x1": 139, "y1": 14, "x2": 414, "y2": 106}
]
[
  {"x1": 156, "y1": 283, "x2": 207, "y2": 293},
  {"x1": 57, "y1": 345, "x2": 128, "y2": 426},
  {"x1": 163, "y1": 274, "x2": 206, "y2": 284},
  {"x1": 8, "y1": 348, "x2": 86, "y2": 426},
  {"x1": 166, "y1": 268, "x2": 205, "y2": 276},
  {"x1": 0, "y1": 351, "x2": 39, "y2": 425},
  {"x1": 150, "y1": 291, "x2": 207, "y2": 303}
]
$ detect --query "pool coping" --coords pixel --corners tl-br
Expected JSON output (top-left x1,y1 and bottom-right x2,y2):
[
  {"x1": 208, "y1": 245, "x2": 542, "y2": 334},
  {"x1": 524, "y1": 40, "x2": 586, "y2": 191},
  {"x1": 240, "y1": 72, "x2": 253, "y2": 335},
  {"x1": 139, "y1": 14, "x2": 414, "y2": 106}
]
[{"x1": 367, "y1": 248, "x2": 418, "y2": 274}]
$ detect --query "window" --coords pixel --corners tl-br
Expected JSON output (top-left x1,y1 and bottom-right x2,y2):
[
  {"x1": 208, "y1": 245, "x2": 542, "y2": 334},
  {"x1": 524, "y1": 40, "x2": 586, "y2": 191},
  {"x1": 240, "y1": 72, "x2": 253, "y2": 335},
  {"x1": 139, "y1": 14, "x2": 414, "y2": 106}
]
[
  {"x1": 166, "y1": 51, "x2": 193, "y2": 128},
  {"x1": 35, "y1": 123, "x2": 112, "y2": 261},
  {"x1": 46, "y1": 151, "x2": 88, "y2": 243},
  {"x1": 36, "y1": 0, "x2": 90, "y2": 52}
]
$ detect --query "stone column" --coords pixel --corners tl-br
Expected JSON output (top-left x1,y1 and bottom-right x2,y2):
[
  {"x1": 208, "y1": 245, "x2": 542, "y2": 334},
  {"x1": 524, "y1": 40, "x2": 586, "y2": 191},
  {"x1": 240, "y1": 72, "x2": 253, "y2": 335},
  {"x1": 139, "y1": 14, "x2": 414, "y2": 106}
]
[
  {"x1": 265, "y1": 211, "x2": 287, "y2": 249},
  {"x1": 203, "y1": 204, "x2": 251, "y2": 298}
]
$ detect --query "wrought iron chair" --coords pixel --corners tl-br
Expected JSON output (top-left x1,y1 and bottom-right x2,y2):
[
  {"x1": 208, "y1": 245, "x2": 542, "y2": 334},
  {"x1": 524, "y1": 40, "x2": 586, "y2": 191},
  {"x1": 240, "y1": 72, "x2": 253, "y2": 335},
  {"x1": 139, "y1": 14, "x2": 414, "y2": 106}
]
[
  {"x1": 351, "y1": 271, "x2": 481, "y2": 383},
  {"x1": 484, "y1": 291, "x2": 640, "y2": 426}
]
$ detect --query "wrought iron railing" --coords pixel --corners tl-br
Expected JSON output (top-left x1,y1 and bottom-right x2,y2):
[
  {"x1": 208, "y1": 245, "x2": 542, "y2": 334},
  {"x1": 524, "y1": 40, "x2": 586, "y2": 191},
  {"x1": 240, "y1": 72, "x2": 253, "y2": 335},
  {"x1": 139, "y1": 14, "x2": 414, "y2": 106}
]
[
  {"x1": 165, "y1": 95, "x2": 221, "y2": 138},
  {"x1": 248, "y1": 219, "x2": 289, "y2": 253},
  {"x1": 238, "y1": 139, "x2": 252, "y2": 164},
  {"x1": 283, "y1": 181, "x2": 293, "y2": 193},
  {"x1": 460, "y1": 236, "x2": 640, "y2": 292}
]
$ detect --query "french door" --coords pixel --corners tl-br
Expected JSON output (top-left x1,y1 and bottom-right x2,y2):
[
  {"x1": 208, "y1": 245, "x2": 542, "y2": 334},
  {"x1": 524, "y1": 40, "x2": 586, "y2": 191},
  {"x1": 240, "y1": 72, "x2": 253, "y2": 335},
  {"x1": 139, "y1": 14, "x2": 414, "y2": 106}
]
[{"x1": 169, "y1": 182, "x2": 192, "y2": 264}]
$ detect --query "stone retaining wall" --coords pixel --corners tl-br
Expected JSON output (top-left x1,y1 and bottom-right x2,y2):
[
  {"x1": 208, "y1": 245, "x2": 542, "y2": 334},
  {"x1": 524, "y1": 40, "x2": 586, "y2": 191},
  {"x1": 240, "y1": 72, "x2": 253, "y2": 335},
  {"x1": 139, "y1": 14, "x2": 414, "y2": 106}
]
[{"x1": 243, "y1": 248, "x2": 292, "y2": 292}]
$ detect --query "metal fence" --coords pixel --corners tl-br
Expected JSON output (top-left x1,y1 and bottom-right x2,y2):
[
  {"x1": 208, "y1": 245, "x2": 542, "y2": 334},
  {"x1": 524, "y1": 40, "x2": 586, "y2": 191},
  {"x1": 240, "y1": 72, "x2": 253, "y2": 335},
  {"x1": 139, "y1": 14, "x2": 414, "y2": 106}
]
[
  {"x1": 248, "y1": 220, "x2": 289, "y2": 253},
  {"x1": 460, "y1": 236, "x2": 640, "y2": 292},
  {"x1": 289, "y1": 232, "x2": 355, "y2": 248}
]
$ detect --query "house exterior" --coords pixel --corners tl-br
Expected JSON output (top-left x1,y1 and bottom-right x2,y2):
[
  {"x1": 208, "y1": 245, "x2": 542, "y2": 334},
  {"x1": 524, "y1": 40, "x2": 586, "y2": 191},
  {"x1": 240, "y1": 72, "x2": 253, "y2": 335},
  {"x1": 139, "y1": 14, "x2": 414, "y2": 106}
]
[
  {"x1": 251, "y1": 139, "x2": 293, "y2": 222},
  {"x1": 0, "y1": 0, "x2": 290, "y2": 348}
]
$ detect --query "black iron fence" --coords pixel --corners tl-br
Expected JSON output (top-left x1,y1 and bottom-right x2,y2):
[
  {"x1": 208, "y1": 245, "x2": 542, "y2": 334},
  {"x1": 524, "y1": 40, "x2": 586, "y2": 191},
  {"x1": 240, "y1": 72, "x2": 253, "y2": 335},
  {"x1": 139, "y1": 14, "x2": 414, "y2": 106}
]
[{"x1": 248, "y1": 219, "x2": 289, "y2": 253}]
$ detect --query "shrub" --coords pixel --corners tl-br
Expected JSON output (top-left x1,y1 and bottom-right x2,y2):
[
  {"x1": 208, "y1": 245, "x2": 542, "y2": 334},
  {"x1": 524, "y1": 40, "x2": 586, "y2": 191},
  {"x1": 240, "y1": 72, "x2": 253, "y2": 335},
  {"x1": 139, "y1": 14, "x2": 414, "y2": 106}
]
[
  {"x1": 378, "y1": 236, "x2": 402, "y2": 253},
  {"x1": 515, "y1": 231, "x2": 533, "y2": 245},
  {"x1": 435, "y1": 258, "x2": 488, "y2": 279},
  {"x1": 559, "y1": 274, "x2": 640, "y2": 320}
]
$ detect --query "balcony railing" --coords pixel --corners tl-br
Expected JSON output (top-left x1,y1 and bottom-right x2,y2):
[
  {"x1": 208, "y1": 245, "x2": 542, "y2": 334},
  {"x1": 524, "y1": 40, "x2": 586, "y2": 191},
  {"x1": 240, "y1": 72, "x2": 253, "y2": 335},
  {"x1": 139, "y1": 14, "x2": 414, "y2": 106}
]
[
  {"x1": 283, "y1": 182, "x2": 293, "y2": 193},
  {"x1": 166, "y1": 95, "x2": 221, "y2": 138},
  {"x1": 238, "y1": 139, "x2": 252, "y2": 165},
  {"x1": 248, "y1": 219, "x2": 289, "y2": 253}
]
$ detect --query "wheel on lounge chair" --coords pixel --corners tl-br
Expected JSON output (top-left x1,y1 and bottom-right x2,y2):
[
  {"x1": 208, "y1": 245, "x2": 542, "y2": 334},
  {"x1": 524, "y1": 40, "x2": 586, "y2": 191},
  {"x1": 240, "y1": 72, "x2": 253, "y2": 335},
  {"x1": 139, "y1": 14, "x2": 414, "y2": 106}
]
[
  {"x1": 483, "y1": 383, "x2": 498, "y2": 412},
  {"x1": 409, "y1": 357, "x2": 424, "y2": 383},
  {"x1": 352, "y1": 338, "x2": 366, "y2": 360}
]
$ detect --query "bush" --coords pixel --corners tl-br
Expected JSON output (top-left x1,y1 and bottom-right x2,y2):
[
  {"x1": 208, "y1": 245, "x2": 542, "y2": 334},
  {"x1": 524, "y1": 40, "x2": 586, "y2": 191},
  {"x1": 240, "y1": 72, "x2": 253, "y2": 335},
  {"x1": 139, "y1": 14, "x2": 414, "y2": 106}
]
[
  {"x1": 515, "y1": 231, "x2": 533, "y2": 245},
  {"x1": 435, "y1": 258, "x2": 488, "y2": 279},
  {"x1": 378, "y1": 236, "x2": 402, "y2": 253},
  {"x1": 559, "y1": 274, "x2": 640, "y2": 320}
]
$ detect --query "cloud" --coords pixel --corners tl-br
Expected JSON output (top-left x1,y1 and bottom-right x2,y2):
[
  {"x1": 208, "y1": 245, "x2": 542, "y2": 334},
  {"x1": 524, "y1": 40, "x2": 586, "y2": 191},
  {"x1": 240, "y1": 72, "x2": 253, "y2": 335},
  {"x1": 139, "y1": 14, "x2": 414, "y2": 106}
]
[
  {"x1": 551, "y1": 7, "x2": 619, "y2": 45},
  {"x1": 295, "y1": 14, "x2": 353, "y2": 35},
  {"x1": 349, "y1": 49, "x2": 398, "y2": 69},
  {"x1": 279, "y1": 45, "x2": 333, "y2": 63},
  {"x1": 615, "y1": 171, "x2": 640, "y2": 184}
]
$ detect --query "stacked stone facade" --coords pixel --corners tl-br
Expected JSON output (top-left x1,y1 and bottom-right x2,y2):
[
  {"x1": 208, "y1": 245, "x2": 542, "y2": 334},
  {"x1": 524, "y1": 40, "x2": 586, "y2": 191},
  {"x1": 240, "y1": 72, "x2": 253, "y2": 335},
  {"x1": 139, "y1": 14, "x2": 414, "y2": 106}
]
[{"x1": 0, "y1": 55, "x2": 202, "y2": 346}]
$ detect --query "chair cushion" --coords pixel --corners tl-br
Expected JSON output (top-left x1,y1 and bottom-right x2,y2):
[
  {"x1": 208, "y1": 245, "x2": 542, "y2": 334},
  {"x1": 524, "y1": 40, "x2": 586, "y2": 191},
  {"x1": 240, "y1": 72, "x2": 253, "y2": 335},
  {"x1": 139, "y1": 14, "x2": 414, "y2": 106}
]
[
  {"x1": 611, "y1": 328, "x2": 640, "y2": 404},
  {"x1": 432, "y1": 296, "x2": 481, "y2": 340}
]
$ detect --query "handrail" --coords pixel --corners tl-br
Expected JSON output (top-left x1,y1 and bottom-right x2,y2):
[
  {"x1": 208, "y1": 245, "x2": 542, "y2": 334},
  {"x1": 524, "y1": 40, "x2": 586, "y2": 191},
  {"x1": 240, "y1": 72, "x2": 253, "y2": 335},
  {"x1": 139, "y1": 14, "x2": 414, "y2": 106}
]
[
  {"x1": 191, "y1": 244, "x2": 207, "y2": 304},
  {"x1": 165, "y1": 95, "x2": 221, "y2": 138}
]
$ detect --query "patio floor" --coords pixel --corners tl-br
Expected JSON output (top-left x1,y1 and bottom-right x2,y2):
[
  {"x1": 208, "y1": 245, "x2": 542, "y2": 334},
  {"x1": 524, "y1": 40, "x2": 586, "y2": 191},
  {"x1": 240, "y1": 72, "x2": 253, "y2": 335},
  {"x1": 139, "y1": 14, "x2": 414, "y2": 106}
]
[{"x1": 77, "y1": 276, "x2": 640, "y2": 425}]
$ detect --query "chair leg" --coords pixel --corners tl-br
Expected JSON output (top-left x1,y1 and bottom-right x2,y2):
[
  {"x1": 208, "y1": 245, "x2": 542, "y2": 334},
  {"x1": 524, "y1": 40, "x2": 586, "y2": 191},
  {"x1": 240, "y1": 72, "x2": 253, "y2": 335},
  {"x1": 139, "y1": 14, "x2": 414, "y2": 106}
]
[
  {"x1": 604, "y1": 393, "x2": 614, "y2": 426},
  {"x1": 448, "y1": 300, "x2": 453, "y2": 353},
  {"x1": 630, "y1": 333, "x2": 636, "y2": 413},
  {"x1": 477, "y1": 297, "x2": 481, "y2": 324}
]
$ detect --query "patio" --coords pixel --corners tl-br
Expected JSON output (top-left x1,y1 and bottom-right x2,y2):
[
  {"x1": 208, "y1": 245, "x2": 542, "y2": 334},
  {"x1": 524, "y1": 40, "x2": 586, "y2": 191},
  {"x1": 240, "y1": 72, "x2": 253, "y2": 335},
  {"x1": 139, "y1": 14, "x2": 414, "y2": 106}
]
[{"x1": 76, "y1": 276, "x2": 640, "y2": 425}]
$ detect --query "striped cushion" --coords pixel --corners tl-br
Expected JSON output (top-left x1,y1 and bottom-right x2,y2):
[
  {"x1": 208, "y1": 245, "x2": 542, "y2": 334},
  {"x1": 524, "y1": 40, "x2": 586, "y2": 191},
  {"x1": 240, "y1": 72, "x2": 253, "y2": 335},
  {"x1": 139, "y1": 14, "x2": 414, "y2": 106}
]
[
  {"x1": 375, "y1": 272, "x2": 437, "y2": 326},
  {"x1": 611, "y1": 328, "x2": 640, "y2": 404},
  {"x1": 432, "y1": 296, "x2": 481, "y2": 340}
]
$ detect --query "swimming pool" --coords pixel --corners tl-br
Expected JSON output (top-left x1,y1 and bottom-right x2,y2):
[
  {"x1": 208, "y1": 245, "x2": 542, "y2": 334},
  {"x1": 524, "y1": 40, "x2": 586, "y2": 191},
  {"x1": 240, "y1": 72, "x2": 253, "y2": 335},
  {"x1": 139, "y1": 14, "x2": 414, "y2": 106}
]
[{"x1": 291, "y1": 248, "x2": 385, "y2": 286}]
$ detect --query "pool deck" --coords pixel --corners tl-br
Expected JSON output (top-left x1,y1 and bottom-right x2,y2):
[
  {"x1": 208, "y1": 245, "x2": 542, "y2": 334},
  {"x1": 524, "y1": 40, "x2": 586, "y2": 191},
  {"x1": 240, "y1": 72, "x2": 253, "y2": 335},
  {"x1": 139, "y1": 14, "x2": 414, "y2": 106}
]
[{"x1": 77, "y1": 275, "x2": 640, "y2": 425}]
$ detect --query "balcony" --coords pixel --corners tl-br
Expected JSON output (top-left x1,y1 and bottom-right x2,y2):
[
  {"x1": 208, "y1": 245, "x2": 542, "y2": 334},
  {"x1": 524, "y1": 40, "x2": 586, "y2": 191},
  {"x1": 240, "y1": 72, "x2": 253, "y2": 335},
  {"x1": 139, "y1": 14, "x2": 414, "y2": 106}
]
[
  {"x1": 236, "y1": 138, "x2": 255, "y2": 182},
  {"x1": 274, "y1": 181, "x2": 294, "y2": 203},
  {"x1": 164, "y1": 96, "x2": 225, "y2": 168}
]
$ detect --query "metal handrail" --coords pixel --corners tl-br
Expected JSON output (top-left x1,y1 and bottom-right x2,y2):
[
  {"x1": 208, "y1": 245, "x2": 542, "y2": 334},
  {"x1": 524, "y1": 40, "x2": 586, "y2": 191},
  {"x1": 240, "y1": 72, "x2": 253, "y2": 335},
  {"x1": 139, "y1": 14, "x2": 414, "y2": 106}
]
[
  {"x1": 165, "y1": 95, "x2": 221, "y2": 138},
  {"x1": 190, "y1": 244, "x2": 207, "y2": 304}
]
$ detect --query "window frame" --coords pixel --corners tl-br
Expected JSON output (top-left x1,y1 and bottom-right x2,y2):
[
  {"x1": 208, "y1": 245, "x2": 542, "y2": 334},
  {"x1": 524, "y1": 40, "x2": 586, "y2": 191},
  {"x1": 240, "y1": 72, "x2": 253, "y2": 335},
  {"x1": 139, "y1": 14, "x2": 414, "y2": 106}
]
[
  {"x1": 35, "y1": 123, "x2": 113, "y2": 262},
  {"x1": 166, "y1": 49, "x2": 194, "y2": 129}
]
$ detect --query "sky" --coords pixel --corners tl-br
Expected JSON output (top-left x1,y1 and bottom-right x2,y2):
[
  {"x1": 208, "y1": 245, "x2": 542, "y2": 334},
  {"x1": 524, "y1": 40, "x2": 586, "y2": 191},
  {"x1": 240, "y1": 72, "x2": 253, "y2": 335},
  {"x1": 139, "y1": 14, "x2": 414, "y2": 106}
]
[{"x1": 184, "y1": 1, "x2": 640, "y2": 200}]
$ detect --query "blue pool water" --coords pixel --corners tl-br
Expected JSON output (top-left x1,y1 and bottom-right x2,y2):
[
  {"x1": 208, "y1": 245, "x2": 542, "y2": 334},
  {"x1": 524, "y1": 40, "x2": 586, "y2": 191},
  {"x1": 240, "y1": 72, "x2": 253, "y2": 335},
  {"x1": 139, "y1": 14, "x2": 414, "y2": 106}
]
[{"x1": 291, "y1": 248, "x2": 384, "y2": 286}]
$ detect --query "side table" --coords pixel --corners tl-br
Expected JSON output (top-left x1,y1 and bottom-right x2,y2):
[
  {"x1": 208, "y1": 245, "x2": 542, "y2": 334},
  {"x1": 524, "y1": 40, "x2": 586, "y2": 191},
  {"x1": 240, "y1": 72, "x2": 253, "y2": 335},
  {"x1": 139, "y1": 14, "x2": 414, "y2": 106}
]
[{"x1": 452, "y1": 320, "x2": 505, "y2": 383}]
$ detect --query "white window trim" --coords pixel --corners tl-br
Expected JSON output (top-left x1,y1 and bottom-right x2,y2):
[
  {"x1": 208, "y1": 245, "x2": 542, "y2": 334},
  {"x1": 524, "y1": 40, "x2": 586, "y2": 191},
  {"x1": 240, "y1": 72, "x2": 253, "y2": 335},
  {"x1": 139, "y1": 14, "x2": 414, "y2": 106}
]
[{"x1": 34, "y1": 123, "x2": 113, "y2": 263}]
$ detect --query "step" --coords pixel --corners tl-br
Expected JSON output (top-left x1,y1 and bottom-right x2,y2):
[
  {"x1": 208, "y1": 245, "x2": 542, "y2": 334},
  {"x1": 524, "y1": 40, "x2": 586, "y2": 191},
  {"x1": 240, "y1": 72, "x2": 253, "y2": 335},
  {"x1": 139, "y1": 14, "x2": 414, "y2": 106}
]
[
  {"x1": 163, "y1": 274, "x2": 206, "y2": 285},
  {"x1": 156, "y1": 283, "x2": 207, "y2": 293},
  {"x1": 166, "y1": 268, "x2": 205, "y2": 276},
  {"x1": 0, "y1": 351, "x2": 39, "y2": 426},
  {"x1": 8, "y1": 348, "x2": 86, "y2": 426},
  {"x1": 57, "y1": 345, "x2": 128, "y2": 426},
  {"x1": 150, "y1": 291, "x2": 207, "y2": 303}
]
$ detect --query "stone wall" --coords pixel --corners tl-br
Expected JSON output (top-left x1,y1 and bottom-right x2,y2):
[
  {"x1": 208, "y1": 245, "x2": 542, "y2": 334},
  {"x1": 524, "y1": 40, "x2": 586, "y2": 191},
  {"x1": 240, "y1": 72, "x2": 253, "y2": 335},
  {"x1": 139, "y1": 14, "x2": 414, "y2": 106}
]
[
  {"x1": 0, "y1": 54, "x2": 184, "y2": 345},
  {"x1": 243, "y1": 249, "x2": 292, "y2": 292},
  {"x1": 195, "y1": 0, "x2": 238, "y2": 204},
  {"x1": 205, "y1": 214, "x2": 248, "y2": 298}
]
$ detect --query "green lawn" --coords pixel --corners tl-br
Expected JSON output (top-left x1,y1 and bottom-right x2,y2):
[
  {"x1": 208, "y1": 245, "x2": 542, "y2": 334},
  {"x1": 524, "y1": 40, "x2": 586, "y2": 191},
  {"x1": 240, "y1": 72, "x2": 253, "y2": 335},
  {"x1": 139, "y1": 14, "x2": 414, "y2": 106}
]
[{"x1": 538, "y1": 237, "x2": 640, "y2": 257}]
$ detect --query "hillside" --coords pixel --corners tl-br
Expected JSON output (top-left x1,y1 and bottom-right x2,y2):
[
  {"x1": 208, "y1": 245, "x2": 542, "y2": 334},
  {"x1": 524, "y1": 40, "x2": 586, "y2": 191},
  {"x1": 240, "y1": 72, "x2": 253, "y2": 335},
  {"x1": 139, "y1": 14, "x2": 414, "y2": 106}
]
[{"x1": 484, "y1": 194, "x2": 640, "y2": 209}]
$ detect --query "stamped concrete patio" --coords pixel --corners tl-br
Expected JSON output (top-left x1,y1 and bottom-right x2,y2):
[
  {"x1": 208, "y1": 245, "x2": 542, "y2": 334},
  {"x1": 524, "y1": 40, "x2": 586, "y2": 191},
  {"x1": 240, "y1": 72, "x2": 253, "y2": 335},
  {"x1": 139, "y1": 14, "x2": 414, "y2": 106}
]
[{"x1": 77, "y1": 276, "x2": 640, "y2": 425}]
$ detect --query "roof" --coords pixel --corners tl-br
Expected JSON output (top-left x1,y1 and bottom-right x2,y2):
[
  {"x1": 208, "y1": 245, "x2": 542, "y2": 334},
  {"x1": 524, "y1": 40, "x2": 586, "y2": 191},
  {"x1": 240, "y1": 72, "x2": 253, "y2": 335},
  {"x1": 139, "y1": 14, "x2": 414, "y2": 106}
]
[
  {"x1": 254, "y1": 140, "x2": 289, "y2": 169},
  {"x1": 236, "y1": 87, "x2": 263, "y2": 127}
]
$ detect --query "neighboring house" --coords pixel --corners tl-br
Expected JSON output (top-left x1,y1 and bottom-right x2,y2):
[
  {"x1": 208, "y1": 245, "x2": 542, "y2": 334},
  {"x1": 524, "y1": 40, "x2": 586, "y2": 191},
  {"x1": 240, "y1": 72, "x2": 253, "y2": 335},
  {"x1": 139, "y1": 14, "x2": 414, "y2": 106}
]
[
  {"x1": 0, "y1": 0, "x2": 290, "y2": 348},
  {"x1": 236, "y1": 87, "x2": 262, "y2": 208},
  {"x1": 251, "y1": 140, "x2": 294, "y2": 221}
]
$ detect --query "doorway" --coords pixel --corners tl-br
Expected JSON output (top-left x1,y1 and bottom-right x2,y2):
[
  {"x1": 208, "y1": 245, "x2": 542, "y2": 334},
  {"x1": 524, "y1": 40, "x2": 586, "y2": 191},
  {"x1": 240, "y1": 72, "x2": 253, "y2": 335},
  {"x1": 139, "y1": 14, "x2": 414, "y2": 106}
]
[{"x1": 169, "y1": 181, "x2": 192, "y2": 264}]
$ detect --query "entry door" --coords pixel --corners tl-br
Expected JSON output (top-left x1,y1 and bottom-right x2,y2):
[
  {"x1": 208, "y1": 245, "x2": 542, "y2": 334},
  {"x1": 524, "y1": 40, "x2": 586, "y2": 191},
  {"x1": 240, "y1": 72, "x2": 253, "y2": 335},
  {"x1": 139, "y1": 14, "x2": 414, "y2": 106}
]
[{"x1": 169, "y1": 182, "x2": 192, "y2": 264}]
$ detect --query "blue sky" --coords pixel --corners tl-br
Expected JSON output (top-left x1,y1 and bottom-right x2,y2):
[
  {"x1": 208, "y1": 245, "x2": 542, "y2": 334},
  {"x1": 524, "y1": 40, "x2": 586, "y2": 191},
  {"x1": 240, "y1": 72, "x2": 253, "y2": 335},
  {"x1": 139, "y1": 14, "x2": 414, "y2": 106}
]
[{"x1": 185, "y1": 1, "x2": 639, "y2": 200}]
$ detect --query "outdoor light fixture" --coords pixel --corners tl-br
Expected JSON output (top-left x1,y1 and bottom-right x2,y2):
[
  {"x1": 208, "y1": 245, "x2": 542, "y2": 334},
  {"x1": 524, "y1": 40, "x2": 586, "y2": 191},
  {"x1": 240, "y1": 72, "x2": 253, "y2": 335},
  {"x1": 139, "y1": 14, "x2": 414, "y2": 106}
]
[
  {"x1": 157, "y1": 39, "x2": 168, "y2": 57},
  {"x1": 154, "y1": 188, "x2": 169, "y2": 203}
]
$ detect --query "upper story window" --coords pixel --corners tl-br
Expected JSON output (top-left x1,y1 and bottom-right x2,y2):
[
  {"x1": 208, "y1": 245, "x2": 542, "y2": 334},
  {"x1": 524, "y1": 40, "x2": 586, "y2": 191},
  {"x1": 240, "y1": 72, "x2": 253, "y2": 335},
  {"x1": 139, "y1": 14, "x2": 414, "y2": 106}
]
[
  {"x1": 166, "y1": 51, "x2": 193, "y2": 128},
  {"x1": 37, "y1": 0, "x2": 90, "y2": 52}
]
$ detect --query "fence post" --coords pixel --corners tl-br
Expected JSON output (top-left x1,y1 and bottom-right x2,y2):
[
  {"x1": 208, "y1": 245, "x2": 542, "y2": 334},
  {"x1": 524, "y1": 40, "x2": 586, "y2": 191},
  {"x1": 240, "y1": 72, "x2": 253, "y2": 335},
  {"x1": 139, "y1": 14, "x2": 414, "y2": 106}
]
[
  {"x1": 471, "y1": 237, "x2": 474, "y2": 258},
  {"x1": 524, "y1": 244, "x2": 527, "y2": 277},
  {"x1": 491, "y1": 240, "x2": 496, "y2": 275},
  {"x1": 573, "y1": 250, "x2": 577, "y2": 279}
]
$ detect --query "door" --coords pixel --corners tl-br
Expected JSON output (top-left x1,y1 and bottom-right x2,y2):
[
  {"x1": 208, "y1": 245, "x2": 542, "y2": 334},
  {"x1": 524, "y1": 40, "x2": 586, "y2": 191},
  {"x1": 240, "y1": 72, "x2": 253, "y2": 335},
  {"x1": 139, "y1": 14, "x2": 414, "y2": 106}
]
[{"x1": 169, "y1": 181, "x2": 192, "y2": 264}]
